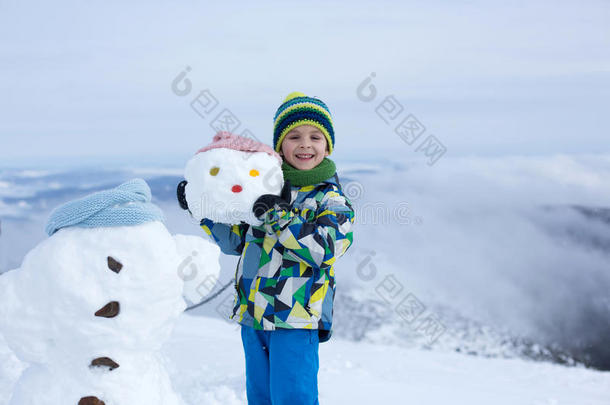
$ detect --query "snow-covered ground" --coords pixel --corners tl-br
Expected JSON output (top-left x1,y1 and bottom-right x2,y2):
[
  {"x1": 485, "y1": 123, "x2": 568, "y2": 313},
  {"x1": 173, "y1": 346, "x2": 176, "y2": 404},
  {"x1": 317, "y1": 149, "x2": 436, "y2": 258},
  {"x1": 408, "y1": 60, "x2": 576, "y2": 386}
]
[
  {"x1": 2, "y1": 309, "x2": 609, "y2": 404},
  {"x1": 6, "y1": 313, "x2": 606, "y2": 404},
  {"x1": 96, "y1": 314, "x2": 610, "y2": 404}
]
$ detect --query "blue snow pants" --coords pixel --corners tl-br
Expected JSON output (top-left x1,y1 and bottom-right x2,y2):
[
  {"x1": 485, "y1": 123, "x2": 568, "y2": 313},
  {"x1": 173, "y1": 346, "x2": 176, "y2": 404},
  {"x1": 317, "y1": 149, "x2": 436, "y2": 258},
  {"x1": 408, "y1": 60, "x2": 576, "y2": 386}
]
[{"x1": 240, "y1": 324, "x2": 320, "y2": 405}]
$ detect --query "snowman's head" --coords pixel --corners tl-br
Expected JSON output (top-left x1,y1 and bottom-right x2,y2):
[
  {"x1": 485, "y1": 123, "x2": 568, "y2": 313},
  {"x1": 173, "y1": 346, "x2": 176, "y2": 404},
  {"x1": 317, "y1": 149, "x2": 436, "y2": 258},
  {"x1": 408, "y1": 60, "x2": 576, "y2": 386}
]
[{"x1": 184, "y1": 132, "x2": 284, "y2": 225}]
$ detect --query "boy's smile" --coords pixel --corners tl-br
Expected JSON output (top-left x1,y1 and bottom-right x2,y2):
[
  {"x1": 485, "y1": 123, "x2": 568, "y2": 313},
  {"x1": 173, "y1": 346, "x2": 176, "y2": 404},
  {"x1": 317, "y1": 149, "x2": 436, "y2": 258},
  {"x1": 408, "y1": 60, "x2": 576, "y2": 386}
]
[{"x1": 280, "y1": 125, "x2": 329, "y2": 170}]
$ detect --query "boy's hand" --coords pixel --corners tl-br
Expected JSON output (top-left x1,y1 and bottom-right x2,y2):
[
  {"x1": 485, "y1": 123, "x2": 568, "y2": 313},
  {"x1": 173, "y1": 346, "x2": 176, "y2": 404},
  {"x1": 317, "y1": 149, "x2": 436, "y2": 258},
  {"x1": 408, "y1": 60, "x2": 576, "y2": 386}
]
[
  {"x1": 177, "y1": 180, "x2": 189, "y2": 211},
  {"x1": 252, "y1": 180, "x2": 292, "y2": 218}
]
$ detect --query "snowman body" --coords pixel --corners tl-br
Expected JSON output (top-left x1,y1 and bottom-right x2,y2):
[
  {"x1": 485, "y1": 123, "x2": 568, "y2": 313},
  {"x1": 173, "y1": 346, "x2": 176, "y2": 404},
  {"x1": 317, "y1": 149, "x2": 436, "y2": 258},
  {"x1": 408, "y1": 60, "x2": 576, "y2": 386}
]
[
  {"x1": 0, "y1": 221, "x2": 220, "y2": 404},
  {"x1": 184, "y1": 148, "x2": 284, "y2": 225}
]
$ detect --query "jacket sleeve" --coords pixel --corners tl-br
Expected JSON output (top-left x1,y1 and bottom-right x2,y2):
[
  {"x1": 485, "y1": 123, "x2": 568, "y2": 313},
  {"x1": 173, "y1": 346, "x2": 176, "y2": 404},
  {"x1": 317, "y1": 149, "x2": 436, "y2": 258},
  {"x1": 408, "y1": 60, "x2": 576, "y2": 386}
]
[
  {"x1": 259, "y1": 184, "x2": 354, "y2": 270},
  {"x1": 200, "y1": 218, "x2": 249, "y2": 256}
]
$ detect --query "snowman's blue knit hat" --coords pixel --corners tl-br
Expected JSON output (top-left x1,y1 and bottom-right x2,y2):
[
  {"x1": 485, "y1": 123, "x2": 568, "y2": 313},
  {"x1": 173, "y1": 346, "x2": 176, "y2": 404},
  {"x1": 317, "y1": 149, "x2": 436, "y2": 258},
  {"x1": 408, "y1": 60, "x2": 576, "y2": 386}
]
[{"x1": 45, "y1": 178, "x2": 164, "y2": 236}]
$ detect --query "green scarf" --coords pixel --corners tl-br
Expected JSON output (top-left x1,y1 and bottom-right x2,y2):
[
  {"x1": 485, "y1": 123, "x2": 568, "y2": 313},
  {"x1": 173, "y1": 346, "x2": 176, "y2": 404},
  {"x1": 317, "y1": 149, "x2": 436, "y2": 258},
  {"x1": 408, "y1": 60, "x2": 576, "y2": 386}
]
[{"x1": 281, "y1": 158, "x2": 336, "y2": 187}]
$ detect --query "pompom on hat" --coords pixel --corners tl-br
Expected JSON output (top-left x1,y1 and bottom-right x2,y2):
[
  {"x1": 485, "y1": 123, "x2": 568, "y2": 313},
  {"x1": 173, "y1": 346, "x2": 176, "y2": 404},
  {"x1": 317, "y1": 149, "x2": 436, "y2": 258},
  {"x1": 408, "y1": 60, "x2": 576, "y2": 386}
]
[
  {"x1": 45, "y1": 178, "x2": 164, "y2": 236},
  {"x1": 197, "y1": 131, "x2": 283, "y2": 164},
  {"x1": 273, "y1": 91, "x2": 335, "y2": 155}
]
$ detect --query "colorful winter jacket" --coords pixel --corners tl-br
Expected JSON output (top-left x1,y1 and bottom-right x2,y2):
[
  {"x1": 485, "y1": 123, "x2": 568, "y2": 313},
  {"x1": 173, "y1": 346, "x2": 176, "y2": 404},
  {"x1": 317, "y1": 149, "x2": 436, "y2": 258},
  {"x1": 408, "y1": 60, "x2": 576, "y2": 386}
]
[{"x1": 201, "y1": 174, "x2": 354, "y2": 342}]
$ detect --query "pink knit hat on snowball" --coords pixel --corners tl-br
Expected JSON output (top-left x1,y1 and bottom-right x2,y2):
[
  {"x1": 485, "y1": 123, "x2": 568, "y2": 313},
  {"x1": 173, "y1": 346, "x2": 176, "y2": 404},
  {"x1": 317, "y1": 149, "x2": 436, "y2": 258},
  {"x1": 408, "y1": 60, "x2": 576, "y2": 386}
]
[{"x1": 197, "y1": 131, "x2": 282, "y2": 164}]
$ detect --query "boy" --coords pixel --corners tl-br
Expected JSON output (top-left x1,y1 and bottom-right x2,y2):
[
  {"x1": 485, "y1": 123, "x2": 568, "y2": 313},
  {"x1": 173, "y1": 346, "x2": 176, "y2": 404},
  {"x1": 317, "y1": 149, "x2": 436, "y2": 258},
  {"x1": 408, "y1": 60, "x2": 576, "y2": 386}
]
[{"x1": 188, "y1": 92, "x2": 354, "y2": 405}]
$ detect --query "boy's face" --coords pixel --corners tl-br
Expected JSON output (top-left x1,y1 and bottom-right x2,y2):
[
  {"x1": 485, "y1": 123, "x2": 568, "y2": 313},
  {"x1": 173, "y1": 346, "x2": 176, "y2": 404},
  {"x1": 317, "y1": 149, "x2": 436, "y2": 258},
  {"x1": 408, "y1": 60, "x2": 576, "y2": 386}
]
[{"x1": 279, "y1": 124, "x2": 329, "y2": 170}]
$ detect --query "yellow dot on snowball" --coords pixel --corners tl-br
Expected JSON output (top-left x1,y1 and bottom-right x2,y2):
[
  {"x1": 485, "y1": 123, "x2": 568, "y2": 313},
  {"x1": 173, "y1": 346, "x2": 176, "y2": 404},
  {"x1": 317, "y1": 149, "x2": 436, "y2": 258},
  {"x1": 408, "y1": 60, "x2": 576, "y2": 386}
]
[
  {"x1": 249, "y1": 169, "x2": 259, "y2": 177},
  {"x1": 283, "y1": 91, "x2": 306, "y2": 103},
  {"x1": 209, "y1": 167, "x2": 219, "y2": 176}
]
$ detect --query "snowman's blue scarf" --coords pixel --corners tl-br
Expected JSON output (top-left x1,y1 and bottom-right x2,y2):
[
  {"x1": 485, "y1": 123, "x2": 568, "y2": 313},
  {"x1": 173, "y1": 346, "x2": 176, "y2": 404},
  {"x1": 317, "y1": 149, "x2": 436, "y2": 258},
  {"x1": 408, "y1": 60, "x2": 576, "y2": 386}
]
[{"x1": 45, "y1": 178, "x2": 164, "y2": 236}]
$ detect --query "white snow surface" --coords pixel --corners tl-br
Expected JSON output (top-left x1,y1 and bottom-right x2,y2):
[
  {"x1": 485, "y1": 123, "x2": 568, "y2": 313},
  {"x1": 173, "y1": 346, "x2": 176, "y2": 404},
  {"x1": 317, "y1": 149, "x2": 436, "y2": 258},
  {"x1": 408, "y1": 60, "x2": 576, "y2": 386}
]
[
  {"x1": 165, "y1": 315, "x2": 610, "y2": 405},
  {"x1": 184, "y1": 149, "x2": 283, "y2": 225},
  {"x1": 2, "y1": 314, "x2": 609, "y2": 404}
]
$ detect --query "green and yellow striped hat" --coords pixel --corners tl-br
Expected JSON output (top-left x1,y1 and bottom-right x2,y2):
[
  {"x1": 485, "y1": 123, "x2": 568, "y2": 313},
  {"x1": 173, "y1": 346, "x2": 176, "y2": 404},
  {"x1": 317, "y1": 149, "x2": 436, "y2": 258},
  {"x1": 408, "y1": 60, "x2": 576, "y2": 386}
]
[{"x1": 273, "y1": 91, "x2": 335, "y2": 155}]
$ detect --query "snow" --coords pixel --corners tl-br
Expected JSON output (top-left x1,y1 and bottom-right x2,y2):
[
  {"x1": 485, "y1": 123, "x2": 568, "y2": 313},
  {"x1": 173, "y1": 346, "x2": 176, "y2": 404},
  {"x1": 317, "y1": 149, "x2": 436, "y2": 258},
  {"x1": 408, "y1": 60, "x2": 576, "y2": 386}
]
[
  {"x1": 9, "y1": 354, "x2": 184, "y2": 405},
  {"x1": 3, "y1": 303, "x2": 609, "y2": 404},
  {"x1": 184, "y1": 148, "x2": 283, "y2": 225},
  {"x1": 0, "y1": 333, "x2": 24, "y2": 402},
  {"x1": 174, "y1": 234, "x2": 222, "y2": 307},
  {"x1": 166, "y1": 314, "x2": 610, "y2": 404}
]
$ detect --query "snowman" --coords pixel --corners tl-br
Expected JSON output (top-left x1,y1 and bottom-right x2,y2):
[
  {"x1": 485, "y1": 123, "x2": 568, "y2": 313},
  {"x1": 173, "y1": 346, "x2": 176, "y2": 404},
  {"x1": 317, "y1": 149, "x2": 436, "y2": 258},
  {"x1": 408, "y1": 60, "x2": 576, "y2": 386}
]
[
  {"x1": 0, "y1": 178, "x2": 221, "y2": 405},
  {"x1": 177, "y1": 131, "x2": 284, "y2": 226}
]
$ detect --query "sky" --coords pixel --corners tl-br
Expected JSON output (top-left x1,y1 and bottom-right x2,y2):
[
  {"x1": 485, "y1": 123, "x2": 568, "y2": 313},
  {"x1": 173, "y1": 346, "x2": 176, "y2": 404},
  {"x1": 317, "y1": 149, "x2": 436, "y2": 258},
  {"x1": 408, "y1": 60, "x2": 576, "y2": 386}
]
[{"x1": 0, "y1": 0, "x2": 609, "y2": 166}]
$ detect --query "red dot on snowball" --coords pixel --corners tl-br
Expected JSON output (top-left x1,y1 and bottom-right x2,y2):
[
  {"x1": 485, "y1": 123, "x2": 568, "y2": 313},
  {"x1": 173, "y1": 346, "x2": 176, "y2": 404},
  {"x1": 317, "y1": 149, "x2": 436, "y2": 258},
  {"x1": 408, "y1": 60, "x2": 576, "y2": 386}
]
[{"x1": 232, "y1": 185, "x2": 243, "y2": 193}]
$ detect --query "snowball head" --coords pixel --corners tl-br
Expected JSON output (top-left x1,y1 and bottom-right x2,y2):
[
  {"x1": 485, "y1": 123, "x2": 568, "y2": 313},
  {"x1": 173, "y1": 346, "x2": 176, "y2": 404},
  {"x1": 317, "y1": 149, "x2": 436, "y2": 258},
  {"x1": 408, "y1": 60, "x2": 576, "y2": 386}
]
[{"x1": 184, "y1": 148, "x2": 284, "y2": 225}]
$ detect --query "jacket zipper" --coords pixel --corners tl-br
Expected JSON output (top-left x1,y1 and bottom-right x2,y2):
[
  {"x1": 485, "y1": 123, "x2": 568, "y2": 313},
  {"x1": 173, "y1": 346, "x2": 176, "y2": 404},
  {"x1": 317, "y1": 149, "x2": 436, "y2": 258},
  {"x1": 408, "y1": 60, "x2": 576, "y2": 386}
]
[{"x1": 234, "y1": 255, "x2": 242, "y2": 293}]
